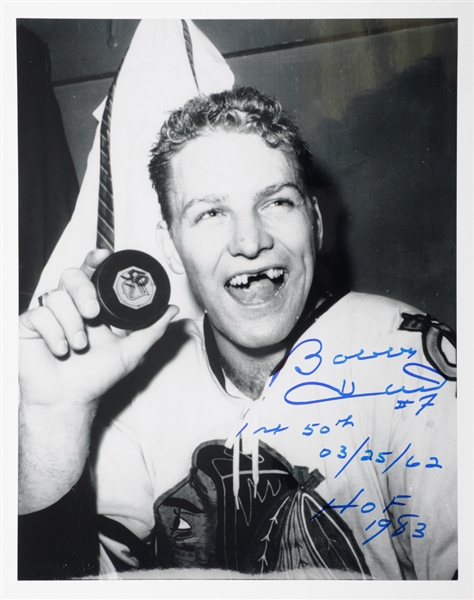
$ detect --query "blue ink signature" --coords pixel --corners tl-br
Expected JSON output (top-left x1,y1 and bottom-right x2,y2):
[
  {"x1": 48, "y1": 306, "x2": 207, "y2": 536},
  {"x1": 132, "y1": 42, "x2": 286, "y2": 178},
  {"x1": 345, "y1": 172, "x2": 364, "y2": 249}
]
[
  {"x1": 270, "y1": 338, "x2": 447, "y2": 414},
  {"x1": 284, "y1": 363, "x2": 446, "y2": 406},
  {"x1": 333, "y1": 346, "x2": 417, "y2": 365},
  {"x1": 270, "y1": 338, "x2": 323, "y2": 386}
]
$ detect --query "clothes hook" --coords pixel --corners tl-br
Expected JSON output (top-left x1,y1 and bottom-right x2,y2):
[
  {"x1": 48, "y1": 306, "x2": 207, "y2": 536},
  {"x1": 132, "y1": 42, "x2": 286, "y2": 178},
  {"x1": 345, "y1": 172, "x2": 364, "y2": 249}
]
[{"x1": 107, "y1": 20, "x2": 118, "y2": 48}]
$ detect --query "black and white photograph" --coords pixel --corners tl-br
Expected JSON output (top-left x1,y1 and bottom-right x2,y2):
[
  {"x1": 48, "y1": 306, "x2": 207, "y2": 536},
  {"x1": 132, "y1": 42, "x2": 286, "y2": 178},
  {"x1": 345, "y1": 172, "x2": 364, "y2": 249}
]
[{"x1": 2, "y1": 2, "x2": 473, "y2": 598}]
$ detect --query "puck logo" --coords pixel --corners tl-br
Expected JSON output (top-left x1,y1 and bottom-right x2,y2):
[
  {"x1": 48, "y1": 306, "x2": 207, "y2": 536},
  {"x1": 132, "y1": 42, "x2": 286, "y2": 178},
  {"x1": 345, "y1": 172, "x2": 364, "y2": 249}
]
[{"x1": 113, "y1": 266, "x2": 156, "y2": 309}]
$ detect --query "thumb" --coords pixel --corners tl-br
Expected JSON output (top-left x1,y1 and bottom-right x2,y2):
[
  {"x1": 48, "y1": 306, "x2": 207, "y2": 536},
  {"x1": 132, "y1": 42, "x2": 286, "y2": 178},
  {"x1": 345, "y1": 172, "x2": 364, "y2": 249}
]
[{"x1": 117, "y1": 305, "x2": 180, "y2": 372}]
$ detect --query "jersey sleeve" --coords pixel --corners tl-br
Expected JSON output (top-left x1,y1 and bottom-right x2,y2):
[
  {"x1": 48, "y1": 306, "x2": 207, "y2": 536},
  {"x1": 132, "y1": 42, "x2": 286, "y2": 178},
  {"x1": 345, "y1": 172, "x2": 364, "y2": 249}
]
[
  {"x1": 384, "y1": 312, "x2": 457, "y2": 579},
  {"x1": 92, "y1": 397, "x2": 158, "y2": 575},
  {"x1": 17, "y1": 468, "x2": 99, "y2": 579}
]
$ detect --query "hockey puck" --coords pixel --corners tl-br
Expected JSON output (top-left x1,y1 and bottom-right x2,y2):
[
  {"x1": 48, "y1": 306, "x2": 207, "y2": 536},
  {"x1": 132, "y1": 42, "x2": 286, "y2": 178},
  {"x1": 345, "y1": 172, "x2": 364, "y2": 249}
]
[{"x1": 92, "y1": 250, "x2": 171, "y2": 330}]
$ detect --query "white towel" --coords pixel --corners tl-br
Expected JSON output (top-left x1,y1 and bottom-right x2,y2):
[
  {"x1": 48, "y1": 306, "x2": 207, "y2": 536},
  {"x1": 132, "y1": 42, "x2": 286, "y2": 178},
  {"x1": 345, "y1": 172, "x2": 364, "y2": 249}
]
[{"x1": 31, "y1": 19, "x2": 234, "y2": 319}]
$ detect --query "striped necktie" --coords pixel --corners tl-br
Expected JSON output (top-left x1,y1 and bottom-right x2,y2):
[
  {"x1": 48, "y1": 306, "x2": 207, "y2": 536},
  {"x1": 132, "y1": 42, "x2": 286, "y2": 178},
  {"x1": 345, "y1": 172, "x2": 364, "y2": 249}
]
[
  {"x1": 96, "y1": 77, "x2": 117, "y2": 251},
  {"x1": 181, "y1": 19, "x2": 200, "y2": 92}
]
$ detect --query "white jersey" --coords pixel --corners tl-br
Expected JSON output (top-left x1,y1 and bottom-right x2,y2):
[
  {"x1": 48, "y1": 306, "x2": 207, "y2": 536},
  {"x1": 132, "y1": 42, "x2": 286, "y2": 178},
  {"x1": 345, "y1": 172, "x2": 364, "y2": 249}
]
[{"x1": 93, "y1": 292, "x2": 457, "y2": 580}]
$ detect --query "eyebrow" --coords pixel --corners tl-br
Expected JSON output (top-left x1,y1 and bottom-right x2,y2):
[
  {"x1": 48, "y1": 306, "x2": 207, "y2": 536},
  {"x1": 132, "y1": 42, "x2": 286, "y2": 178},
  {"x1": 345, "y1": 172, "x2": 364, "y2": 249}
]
[
  {"x1": 255, "y1": 181, "x2": 304, "y2": 201},
  {"x1": 181, "y1": 194, "x2": 223, "y2": 217},
  {"x1": 181, "y1": 182, "x2": 304, "y2": 217}
]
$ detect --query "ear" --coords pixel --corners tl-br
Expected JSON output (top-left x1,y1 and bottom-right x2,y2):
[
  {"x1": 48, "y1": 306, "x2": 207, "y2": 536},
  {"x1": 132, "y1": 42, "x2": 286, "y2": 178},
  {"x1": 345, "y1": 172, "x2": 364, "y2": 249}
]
[
  {"x1": 312, "y1": 196, "x2": 324, "y2": 252},
  {"x1": 156, "y1": 221, "x2": 185, "y2": 275}
]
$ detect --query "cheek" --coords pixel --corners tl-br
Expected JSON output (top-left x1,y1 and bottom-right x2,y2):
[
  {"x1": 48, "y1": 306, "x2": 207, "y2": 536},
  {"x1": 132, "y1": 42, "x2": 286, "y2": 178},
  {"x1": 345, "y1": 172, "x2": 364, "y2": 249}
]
[
  {"x1": 293, "y1": 226, "x2": 317, "y2": 281},
  {"x1": 181, "y1": 228, "x2": 228, "y2": 269},
  {"x1": 178, "y1": 241, "x2": 218, "y2": 294},
  {"x1": 277, "y1": 218, "x2": 316, "y2": 262}
]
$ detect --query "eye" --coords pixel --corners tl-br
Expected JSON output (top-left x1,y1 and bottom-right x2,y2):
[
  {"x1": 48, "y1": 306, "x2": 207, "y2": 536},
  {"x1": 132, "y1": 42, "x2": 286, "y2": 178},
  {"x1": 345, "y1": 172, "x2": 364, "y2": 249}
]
[
  {"x1": 272, "y1": 198, "x2": 295, "y2": 207},
  {"x1": 196, "y1": 208, "x2": 223, "y2": 222},
  {"x1": 264, "y1": 198, "x2": 296, "y2": 212}
]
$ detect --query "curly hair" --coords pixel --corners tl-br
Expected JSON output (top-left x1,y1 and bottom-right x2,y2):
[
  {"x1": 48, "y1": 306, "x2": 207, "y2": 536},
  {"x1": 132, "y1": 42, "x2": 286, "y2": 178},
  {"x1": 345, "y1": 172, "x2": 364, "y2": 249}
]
[{"x1": 148, "y1": 87, "x2": 318, "y2": 227}]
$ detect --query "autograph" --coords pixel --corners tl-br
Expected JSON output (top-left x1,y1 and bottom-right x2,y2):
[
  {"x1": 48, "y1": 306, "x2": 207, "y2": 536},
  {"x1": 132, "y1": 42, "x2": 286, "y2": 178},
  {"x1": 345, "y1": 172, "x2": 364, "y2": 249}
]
[
  {"x1": 269, "y1": 338, "x2": 447, "y2": 414},
  {"x1": 284, "y1": 362, "x2": 446, "y2": 406},
  {"x1": 333, "y1": 346, "x2": 417, "y2": 365}
]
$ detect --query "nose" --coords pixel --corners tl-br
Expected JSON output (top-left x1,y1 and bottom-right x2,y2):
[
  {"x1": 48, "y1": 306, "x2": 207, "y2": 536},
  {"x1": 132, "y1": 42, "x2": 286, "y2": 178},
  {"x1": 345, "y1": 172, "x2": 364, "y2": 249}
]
[{"x1": 228, "y1": 210, "x2": 274, "y2": 258}]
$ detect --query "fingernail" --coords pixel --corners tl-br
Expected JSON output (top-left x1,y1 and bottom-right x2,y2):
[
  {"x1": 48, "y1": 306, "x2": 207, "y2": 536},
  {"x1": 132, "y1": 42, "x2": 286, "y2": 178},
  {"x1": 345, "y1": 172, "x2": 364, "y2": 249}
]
[
  {"x1": 83, "y1": 299, "x2": 100, "y2": 319},
  {"x1": 74, "y1": 331, "x2": 88, "y2": 349},
  {"x1": 57, "y1": 339, "x2": 68, "y2": 355}
]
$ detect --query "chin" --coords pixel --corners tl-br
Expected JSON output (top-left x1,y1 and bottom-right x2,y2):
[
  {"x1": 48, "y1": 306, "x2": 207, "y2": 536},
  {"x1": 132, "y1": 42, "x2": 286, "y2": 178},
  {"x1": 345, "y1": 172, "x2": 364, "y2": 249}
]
[{"x1": 228, "y1": 317, "x2": 298, "y2": 351}]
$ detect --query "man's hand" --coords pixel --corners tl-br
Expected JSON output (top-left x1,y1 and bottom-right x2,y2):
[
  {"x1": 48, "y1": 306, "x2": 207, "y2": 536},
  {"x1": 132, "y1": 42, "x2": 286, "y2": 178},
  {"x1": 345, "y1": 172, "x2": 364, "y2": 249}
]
[
  {"x1": 18, "y1": 249, "x2": 179, "y2": 513},
  {"x1": 19, "y1": 249, "x2": 178, "y2": 407}
]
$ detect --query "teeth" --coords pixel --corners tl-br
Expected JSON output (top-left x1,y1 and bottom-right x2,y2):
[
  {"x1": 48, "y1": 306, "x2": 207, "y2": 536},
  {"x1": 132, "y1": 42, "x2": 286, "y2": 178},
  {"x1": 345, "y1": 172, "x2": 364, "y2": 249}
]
[
  {"x1": 230, "y1": 274, "x2": 249, "y2": 286},
  {"x1": 267, "y1": 268, "x2": 284, "y2": 280},
  {"x1": 227, "y1": 268, "x2": 284, "y2": 287}
]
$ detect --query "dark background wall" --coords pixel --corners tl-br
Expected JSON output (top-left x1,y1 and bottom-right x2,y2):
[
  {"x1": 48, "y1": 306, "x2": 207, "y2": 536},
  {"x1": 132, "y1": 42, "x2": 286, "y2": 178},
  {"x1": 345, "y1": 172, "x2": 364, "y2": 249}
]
[{"x1": 17, "y1": 19, "x2": 457, "y2": 328}]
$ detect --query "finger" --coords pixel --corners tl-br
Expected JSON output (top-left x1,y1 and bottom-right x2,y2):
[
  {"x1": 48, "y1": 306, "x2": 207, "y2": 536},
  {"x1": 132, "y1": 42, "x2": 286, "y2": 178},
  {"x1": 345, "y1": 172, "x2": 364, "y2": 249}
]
[
  {"x1": 40, "y1": 290, "x2": 90, "y2": 351},
  {"x1": 117, "y1": 305, "x2": 180, "y2": 373},
  {"x1": 80, "y1": 248, "x2": 112, "y2": 279},
  {"x1": 19, "y1": 307, "x2": 69, "y2": 357},
  {"x1": 58, "y1": 267, "x2": 100, "y2": 320}
]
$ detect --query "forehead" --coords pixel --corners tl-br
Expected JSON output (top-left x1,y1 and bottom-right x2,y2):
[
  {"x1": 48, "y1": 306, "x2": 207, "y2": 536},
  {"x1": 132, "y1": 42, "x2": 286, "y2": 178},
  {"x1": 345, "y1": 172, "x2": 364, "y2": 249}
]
[{"x1": 168, "y1": 131, "x2": 299, "y2": 210}]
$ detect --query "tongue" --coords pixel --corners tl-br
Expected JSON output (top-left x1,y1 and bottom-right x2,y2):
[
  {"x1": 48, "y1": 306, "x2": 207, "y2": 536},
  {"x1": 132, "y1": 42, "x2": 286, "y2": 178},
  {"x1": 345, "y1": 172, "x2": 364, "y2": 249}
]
[{"x1": 227, "y1": 277, "x2": 280, "y2": 304}]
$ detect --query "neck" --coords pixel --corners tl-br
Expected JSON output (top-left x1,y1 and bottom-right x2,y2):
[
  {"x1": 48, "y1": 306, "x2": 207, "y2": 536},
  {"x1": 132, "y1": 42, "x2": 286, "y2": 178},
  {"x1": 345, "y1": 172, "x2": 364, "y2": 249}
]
[{"x1": 211, "y1": 327, "x2": 287, "y2": 400}]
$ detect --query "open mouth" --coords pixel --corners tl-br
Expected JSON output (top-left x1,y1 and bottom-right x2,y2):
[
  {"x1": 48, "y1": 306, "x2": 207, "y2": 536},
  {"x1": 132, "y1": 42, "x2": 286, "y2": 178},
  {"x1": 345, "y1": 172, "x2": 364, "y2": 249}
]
[{"x1": 225, "y1": 268, "x2": 286, "y2": 304}]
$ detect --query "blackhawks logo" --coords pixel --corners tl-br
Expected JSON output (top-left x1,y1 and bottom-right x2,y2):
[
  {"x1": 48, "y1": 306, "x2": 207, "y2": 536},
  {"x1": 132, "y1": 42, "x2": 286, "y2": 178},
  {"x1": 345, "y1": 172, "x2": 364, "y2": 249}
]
[{"x1": 113, "y1": 266, "x2": 156, "y2": 309}]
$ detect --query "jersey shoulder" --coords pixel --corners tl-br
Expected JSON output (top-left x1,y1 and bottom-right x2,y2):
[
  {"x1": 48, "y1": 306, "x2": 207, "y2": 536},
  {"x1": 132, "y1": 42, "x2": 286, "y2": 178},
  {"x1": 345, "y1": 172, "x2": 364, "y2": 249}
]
[{"x1": 319, "y1": 292, "x2": 456, "y2": 381}]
